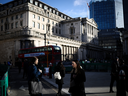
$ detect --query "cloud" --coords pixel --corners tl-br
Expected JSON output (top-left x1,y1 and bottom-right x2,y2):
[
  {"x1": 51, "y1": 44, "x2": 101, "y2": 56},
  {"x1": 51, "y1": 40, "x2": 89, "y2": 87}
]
[
  {"x1": 63, "y1": 9, "x2": 89, "y2": 18},
  {"x1": 74, "y1": 0, "x2": 86, "y2": 6},
  {"x1": 74, "y1": 0, "x2": 91, "y2": 6}
]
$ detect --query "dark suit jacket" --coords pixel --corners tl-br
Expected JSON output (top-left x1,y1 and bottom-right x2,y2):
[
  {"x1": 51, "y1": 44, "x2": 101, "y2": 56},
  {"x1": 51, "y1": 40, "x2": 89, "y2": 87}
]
[{"x1": 28, "y1": 64, "x2": 41, "y2": 81}]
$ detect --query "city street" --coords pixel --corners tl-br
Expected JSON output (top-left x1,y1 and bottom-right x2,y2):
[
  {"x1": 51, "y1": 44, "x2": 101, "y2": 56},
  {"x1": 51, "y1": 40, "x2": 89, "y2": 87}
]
[
  {"x1": 8, "y1": 67, "x2": 69, "y2": 96},
  {"x1": 8, "y1": 66, "x2": 123, "y2": 96}
]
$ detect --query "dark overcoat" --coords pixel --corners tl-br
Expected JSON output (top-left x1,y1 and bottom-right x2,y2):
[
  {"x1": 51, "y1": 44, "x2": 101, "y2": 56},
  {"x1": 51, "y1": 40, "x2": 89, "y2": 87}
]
[
  {"x1": 69, "y1": 68, "x2": 86, "y2": 96},
  {"x1": 54, "y1": 66, "x2": 65, "y2": 84}
]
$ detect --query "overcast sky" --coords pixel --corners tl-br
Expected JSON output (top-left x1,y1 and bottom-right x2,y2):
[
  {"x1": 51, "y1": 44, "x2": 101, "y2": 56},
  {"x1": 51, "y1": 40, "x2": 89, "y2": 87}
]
[{"x1": 0, "y1": 0, "x2": 91, "y2": 18}]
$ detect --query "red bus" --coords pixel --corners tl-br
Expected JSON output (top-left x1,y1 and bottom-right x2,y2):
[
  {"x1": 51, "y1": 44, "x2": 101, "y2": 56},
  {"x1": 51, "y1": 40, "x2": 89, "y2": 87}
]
[{"x1": 18, "y1": 45, "x2": 61, "y2": 67}]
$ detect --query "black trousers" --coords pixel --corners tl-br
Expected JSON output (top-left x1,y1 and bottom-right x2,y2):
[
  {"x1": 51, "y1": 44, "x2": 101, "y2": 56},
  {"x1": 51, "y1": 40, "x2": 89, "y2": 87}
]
[
  {"x1": 58, "y1": 84, "x2": 62, "y2": 94},
  {"x1": 110, "y1": 75, "x2": 116, "y2": 91}
]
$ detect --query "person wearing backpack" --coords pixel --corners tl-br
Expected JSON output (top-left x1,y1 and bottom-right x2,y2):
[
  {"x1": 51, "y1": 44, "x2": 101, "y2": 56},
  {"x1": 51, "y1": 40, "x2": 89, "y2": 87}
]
[
  {"x1": 54, "y1": 62, "x2": 65, "y2": 96},
  {"x1": 116, "y1": 59, "x2": 128, "y2": 96}
]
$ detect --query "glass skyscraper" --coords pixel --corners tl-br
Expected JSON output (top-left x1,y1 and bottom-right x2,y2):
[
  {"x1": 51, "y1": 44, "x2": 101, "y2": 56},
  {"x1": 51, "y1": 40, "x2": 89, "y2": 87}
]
[
  {"x1": 89, "y1": 0, "x2": 124, "y2": 56},
  {"x1": 89, "y1": 0, "x2": 124, "y2": 30}
]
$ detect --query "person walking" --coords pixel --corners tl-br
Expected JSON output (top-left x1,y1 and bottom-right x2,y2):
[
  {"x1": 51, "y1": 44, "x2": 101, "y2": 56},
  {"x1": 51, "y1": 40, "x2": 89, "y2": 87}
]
[
  {"x1": 28, "y1": 56, "x2": 43, "y2": 96},
  {"x1": 49, "y1": 63, "x2": 53, "y2": 79},
  {"x1": 23, "y1": 59, "x2": 29, "y2": 79},
  {"x1": 18, "y1": 59, "x2": 22, "y2": 73},
  {"x1": 116, "y1": 59, "x2": 128, "y2": 96},
  {"x1": 68, "y1": 60, "x2": 86, "y2": 96},
  {"x1": 54, "y1": 62, "x2": 65, "y2": 96},
  {"x1": 109, "y1": 58, "x2": 119, "y2": 93}
]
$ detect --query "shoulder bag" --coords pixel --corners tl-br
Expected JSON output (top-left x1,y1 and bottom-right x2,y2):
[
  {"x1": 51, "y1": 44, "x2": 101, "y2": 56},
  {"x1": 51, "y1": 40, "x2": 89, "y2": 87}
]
[
  {"x1": 54, "y1": 72, "x2": 61, "y2": 80},
  {"x1": 30, "y1": 81, "x2": 43, "y2": 95}
]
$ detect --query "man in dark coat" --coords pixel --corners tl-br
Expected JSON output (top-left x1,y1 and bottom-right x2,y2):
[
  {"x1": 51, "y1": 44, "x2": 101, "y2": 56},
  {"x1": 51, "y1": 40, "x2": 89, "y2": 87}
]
[{"x1": 109, "y1": 59, "x2": 119, "y2": 93}]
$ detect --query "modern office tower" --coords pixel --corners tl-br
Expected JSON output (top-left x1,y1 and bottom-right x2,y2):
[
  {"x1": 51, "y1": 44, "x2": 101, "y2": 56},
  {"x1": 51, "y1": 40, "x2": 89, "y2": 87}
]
[
  {"x1": 89, "y1": 0, "x2": 124, "y2": 30},
  {"x1": 123, "y1": 0, "x2": 128, "y2": 30},
  {"x1": 89, "y1": 0, "x2": 124, "y2": 56}
]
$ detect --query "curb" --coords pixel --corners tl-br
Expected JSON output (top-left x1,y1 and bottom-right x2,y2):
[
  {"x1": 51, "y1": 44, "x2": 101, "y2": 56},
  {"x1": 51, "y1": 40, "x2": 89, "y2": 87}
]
[{"x1": 42, "y1": 76, "x2": 70, "y2": 95}]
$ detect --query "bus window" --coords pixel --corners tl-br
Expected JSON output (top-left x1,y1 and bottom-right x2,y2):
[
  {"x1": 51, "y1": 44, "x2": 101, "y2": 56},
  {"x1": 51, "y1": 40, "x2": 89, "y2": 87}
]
[
  {"x1": 40, "y1": 48, "x2": 44, "y2": 51},
  {"x1": 48, "y1": 47, "x2": 52, "y2": 51},
  {"x1": 32, "y1": 49, "x2": 37, "y2": 53},
  {"x1": 44, "y1": 47, "x2": 47, "y2": 51},
  {"x1": 53, "y1": 46, "x2": 61, "y2": 52},
  {"x1": 37, "y1": 48, "x2": 40, "y2": 52}
]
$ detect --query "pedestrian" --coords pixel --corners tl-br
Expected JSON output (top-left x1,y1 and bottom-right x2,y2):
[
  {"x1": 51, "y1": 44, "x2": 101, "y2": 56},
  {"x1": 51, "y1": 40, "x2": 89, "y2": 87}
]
[
  {"x1": 28, "y1": 56, "x2": 43, "y2": 96},
  {"x1": 18, "y1": 59, "x2": 22, "y2": 73},
  {"x1": 54, "y1": 61, "x2": 65, "y2": 96},
  {"x1": 68, "y1": 60, "x2": 86, "y2": 96},
  {"x1": 116, "y1": 59, "x2": 128, "y2": 96},
  {"x1": 109, "y1": 58, "x2": 119, "y2": 93},
  {"x1": 23, "y1": 59, "x2": 29, "y2": 79},
  {"x1": 49, "y1": 63, "x2": 53, "y2": 79}
]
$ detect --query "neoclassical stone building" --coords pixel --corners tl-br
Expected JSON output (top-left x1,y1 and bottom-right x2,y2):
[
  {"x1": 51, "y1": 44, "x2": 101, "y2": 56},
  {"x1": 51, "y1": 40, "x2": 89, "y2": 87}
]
[{"x1": 0, "y1": 0, "x2": 112, "y2": 64}]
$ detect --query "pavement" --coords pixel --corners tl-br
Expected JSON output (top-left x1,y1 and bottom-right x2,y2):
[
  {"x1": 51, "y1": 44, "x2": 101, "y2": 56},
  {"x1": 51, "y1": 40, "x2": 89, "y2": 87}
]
[
  {"x1": 6, "y1": 67, "x2": 128, "y2": 96},
  {"x1": 42, "y1": 72, "x2": 118, "y2": 96},
  {"x1": 7, "y1": 67, "x2": 69, "y2": 96}
]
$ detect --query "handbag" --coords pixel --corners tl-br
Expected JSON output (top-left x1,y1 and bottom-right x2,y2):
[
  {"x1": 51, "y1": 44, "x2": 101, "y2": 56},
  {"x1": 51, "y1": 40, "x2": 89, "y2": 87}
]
[
  {"x1": 30, "y1": 81, "x2": 43, "y2": 95},
  {"x1": 54, "y1": 72, "x2": 61, "y2": 80}
]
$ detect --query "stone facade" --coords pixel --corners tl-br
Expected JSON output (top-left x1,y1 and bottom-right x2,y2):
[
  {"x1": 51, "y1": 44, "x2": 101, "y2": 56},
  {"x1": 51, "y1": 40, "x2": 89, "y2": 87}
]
[{"x1": 0, "y1": 0, "x2": 112, "y2": 65}]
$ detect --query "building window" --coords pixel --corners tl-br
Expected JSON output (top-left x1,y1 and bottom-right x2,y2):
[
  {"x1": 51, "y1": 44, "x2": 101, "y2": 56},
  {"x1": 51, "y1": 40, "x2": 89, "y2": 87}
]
[
  {"x1": 19, "y1": 0, "x2": 22, "y2": 4},
  {"x1": 52, "y1": 27, "x2": 54, "y2": 33},
  {"x1": 15, "y1": 22, "x2": 18, "y2": 28},
  {"x1": 42, "y1": 18, "x2": 45, "y2": 21},
  {"x1": 56, "y1": 12, "x2": 58, "y2": 15},
  {"x1": 47, "y1": 12, "x2": 49, "y2": 17},
  {"x1": 14, "y1": 2, "x2": 17, "y2": 6},
  {"x1": 20, "y1": 21, "x2": 23, "y2": 26},
  {"x1": 42, "y1": 24, "x2": 44, "y2": 30},
  {"x1": 35, "y1": 1, "x2": 38, "y2": 6},
  {"x1": 56, "y1": 28, "x2": 57, "y2": 33},
  {"x1": 11, "y1": 16, "x2": 13, "y2": 20},
  {"x1": 1, "y1": 19, "x2": 3, "y2": 23},
  {"x1": 49, "y1": 8, "x2": 52, "y2": 12},
  {"x1": 52, "y1": 21, "x2": 54, "y2": 25},
  {"x1": 64, "y1": 16, "x2": 66, "y2": 19},
  {"x1": 9, "y1": 3, "x2": 13, "y2": 8},
  {"x1": 11, "y1": 23, "x2": 13, "y2": 29},
  {"x1": 33, "y1": 14, "x2": 35, "y2": 18},
  {"x1": 20, "y1": 14, "x2": 23, "y2": 18},
  {"x1": 1, "y1": 25, "x2": 3, "y2": 31},
  {"x1": 70, "y1": 27, "x2": 75, "y2": 34},
  {"x1": 33, "y1": 21, "x2": 35, "y2": 27},
  {"x1": 61, "y1": 14, "x2": 63, "y2": 18},
  {"x1": 30, "y1": 0, "x2": 33, "y2": 3},
  {"x1": 6, "y1": 17, "x2": 8, "y2": 21},
  {"x1": 38, "y1": 23, "x2": 40, "y2": 29},
  {"x1": 47, "y1": 19, "x2": 50, "y2": 23},
  {"x1": 59, "y1": 29, "x2": 61, "y2": 34},
  {"x1": 38, "y1": 16, "x2": 40, "y2": 20},
  {"x1": 59, "y1": 24, "x2": 61, "y2": 27},
  {"x1": 16, "y1": 15, "x2": 18, "y2": 19},
  {"x1": 53, "y1": 10, "x2": 55, "y2": 14},
  {"x1": 56, "y1": 23, "x2": 58, "y2": 26},
  {"x1": 5, "y1": 24, "x2": 9, "y2": 30},
  {"x1": 40, "y1": 4, "x2": 42, "y2": 8},
  {"x1": 44, "y1": 5, "x2": 47, "y2": 10}
]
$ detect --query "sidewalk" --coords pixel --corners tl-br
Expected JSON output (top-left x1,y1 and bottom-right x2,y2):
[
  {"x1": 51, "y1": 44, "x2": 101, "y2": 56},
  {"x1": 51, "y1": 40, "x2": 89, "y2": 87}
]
[{"x1": 42, "y1": 72, "x2": 117, "y2": 96}]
